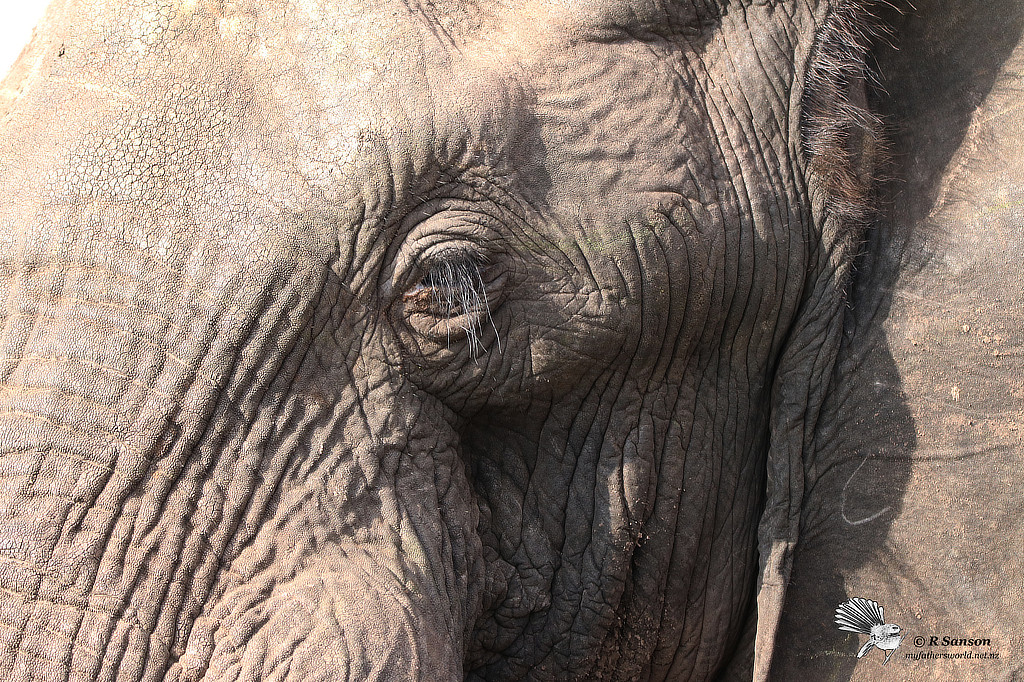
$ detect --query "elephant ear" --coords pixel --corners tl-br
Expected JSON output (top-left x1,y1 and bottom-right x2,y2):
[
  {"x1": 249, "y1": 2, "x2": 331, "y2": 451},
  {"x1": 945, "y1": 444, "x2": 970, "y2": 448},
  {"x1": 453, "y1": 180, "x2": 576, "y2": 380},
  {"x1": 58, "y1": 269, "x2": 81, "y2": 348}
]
[
  {"x1": 753, "y1": 3, "x2": 882, "y2": 679},
  {"x1": 770, "y1": 1, "x2": 1024, "y2": 680}
]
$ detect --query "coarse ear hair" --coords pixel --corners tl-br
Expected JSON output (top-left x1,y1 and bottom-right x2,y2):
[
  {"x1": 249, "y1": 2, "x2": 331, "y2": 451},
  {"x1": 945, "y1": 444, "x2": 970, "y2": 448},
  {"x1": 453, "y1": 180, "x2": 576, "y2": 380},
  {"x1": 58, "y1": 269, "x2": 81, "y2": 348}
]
[{"x1": 753, "y1": 1, "x2": 883, "y2": 679}]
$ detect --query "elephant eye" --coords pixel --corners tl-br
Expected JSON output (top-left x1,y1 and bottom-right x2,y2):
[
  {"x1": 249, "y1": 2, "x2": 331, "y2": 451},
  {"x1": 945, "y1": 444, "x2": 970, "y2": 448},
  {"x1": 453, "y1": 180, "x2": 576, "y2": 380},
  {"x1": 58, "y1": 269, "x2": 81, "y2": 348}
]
[
  {"x1": 401, "y1": 250, "x2": 503, "y2": 352},
  {"x1": 406, "y1": 254, "x2": 488, "y2": 318}
]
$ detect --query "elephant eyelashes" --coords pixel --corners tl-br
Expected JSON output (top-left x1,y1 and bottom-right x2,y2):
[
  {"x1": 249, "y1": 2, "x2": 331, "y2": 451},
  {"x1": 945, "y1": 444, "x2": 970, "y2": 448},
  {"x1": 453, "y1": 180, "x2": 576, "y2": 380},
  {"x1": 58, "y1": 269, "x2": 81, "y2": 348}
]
[
  {"x1": 410, "y1": 257, "x2": 486, "y2": 317},
  {"x1": 402, "y1": 253, "x2": 500, "y2": 353}
]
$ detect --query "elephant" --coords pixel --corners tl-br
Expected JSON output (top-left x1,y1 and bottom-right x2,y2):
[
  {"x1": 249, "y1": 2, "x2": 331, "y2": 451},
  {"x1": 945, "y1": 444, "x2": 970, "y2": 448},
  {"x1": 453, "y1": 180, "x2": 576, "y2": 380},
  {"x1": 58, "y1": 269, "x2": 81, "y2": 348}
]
[{"x1": 0, "y1": 0, "x2": 1020, "y2": 680}]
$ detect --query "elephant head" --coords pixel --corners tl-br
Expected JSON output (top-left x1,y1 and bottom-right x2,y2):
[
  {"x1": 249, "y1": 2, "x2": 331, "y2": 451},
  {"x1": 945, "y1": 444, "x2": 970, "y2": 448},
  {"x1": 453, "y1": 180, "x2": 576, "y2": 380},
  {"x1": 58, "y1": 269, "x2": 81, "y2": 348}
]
[{"x1": 0, "y1": 0, "x2": 885, "y2": 680}]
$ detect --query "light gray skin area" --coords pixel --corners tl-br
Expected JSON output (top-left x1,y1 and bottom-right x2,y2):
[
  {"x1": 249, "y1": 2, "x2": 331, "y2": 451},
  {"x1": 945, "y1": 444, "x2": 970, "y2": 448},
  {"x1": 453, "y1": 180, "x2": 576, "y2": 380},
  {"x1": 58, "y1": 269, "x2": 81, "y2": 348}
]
[{"x1": 4, "y1": 0, "x2": 1012, "y2": 680}]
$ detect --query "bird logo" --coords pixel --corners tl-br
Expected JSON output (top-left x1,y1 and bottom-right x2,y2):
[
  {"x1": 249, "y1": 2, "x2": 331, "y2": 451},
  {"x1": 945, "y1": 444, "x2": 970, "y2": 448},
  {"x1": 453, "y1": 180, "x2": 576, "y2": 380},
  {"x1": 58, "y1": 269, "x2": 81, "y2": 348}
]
[{"x1": 834, "y1": 597, "x2": 903, "y2": 665}]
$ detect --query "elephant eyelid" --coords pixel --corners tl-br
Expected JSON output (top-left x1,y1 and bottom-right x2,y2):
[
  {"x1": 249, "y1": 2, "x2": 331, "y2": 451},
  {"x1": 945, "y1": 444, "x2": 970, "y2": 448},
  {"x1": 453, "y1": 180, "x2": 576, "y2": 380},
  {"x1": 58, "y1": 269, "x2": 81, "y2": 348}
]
[
  {"x1": 418, "y1": 257, "x2": 485, "y2": 311},
  {"x1": 403, "y1": 253, "x2": 502, "y2": 352}
]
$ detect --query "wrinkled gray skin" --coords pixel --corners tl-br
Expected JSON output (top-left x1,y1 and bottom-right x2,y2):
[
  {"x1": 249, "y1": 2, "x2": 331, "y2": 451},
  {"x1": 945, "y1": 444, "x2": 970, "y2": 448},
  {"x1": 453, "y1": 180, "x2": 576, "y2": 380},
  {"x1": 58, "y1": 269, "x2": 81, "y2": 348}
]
[{"x1": 0, "y1": 0, "x2": 948, "y2": 680}]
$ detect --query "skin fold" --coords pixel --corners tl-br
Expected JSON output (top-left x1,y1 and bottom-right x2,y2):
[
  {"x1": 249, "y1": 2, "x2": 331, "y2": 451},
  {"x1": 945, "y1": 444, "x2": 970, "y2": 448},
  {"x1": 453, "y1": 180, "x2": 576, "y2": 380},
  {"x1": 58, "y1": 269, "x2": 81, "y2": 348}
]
[{"x1": 0, "y1": 0, "x2": 896, "y2": 680}]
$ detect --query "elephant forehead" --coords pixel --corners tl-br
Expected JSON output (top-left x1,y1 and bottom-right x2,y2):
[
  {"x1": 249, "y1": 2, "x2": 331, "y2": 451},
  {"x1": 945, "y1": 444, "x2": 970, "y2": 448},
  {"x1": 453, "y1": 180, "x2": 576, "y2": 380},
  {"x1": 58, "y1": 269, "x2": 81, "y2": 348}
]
[
  {"x1": 244, "y1": 1, "x2": 813, "y2": 307},
  {"x1": 46, "y1": 0, "x2": 808, "y2": 215},
  {"x1": 18, "y1": 0, "x2": 812, "y2": 299},
  {"x1": 223, "y1": 0, "x2": 529, "y2": 192}
]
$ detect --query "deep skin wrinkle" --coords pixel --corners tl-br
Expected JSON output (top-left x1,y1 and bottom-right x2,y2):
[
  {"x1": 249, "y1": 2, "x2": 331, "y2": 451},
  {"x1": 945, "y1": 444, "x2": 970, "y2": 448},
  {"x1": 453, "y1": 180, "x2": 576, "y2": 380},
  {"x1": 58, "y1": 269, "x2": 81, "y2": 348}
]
[{"x1": 0, "y1": 0, "x2": 867, "y2": 680}]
